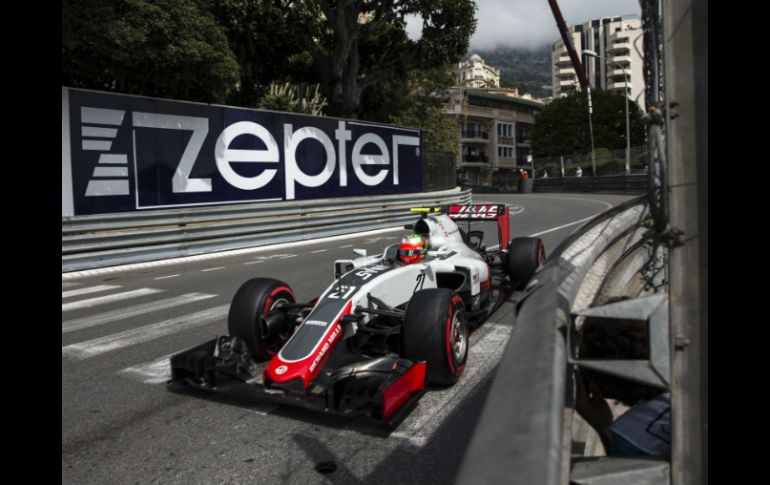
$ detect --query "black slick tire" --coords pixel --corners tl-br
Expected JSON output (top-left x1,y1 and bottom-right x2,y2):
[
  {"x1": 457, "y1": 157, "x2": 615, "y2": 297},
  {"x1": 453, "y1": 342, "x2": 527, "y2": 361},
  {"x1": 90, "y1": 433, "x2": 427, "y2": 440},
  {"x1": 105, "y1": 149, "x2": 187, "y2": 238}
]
[
  {"x1": 402, "y1": 288, "x2": 467, "y2": 386},
  {"x1": 507, "y1": 237, "x2": 545, "y2": 290},
  {"x1": 228, "y1": 278, "x2": 296, "y2": 361}
]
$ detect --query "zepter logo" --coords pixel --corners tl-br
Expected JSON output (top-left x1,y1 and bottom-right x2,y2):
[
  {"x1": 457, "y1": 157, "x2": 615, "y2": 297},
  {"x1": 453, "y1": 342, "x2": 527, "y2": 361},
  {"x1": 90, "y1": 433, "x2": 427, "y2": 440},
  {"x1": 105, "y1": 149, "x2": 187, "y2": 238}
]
[{"x1": 275, "y1": 365, "x2": 288, "y2": 375}]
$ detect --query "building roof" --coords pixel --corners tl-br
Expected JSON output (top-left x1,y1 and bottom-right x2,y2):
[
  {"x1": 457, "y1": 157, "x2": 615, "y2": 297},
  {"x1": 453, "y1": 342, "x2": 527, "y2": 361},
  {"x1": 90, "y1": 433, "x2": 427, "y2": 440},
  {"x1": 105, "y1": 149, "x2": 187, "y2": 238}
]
[{"x1": 459, "y1": 88, "x2": 544, "y2": 109}]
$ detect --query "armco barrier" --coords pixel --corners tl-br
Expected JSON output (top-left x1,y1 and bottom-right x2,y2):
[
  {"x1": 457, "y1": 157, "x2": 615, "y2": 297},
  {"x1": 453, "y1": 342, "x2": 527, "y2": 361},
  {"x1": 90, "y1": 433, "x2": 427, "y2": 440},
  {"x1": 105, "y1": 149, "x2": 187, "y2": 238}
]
[
  {"x1": 463, "y1": 174, "x2": 647, "y2": 194},
  {"x1": 533, "y1": 174, "x2": 647, "y2": 193},
  {"x1": 455, "y1": 196, "x2": 669, "y2": 485},
  {"x1": 62, "y1": 188, "x2": 471, "y2": 272}
]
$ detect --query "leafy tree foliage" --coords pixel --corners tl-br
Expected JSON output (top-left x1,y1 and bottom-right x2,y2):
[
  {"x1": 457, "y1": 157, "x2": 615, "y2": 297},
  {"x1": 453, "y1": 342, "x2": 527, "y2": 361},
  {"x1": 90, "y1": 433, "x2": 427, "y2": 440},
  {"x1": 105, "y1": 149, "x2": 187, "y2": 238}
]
[
  {"x1": 209, "y1": 1, "x2": 317, "y2": 107},
  {"x1": 388, "y1": 67, "x2": 459, "y2": 153},
  {"x1": 531, "y1": 89, "x2": 645, "y2": 158},
  {"x1": 304, "y1": 0, "x2": 477, "y2": 118},
  {"x1": 62, "y1": 0, "x2": 240, "y2": 103},
  {"x1": 258, "y1": 82, "x2": 328, "y2": 115}
]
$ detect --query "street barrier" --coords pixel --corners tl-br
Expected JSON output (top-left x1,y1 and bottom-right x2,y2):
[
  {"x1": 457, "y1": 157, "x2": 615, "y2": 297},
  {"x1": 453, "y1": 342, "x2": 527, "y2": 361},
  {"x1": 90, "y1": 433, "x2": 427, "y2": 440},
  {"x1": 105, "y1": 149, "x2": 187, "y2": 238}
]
[
  {"x1": 62, "y1": 188, "x2": 471, "y2": 272},
  {"x1": 456, "y1": 196, "x2": 670, "y2": 485}
]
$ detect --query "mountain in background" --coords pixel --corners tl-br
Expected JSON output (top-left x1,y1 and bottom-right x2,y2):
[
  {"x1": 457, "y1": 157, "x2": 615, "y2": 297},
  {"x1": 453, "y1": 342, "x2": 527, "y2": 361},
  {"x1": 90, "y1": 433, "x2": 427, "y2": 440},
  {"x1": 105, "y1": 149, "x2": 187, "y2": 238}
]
[{"x1": 465, "y1": 45, "x2": 552, "y2": 98}]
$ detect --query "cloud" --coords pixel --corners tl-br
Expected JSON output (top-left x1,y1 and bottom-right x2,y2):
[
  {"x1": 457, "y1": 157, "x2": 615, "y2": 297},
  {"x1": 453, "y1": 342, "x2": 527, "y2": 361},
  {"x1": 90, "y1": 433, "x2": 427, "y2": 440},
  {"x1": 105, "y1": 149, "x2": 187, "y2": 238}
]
[
  {"x1": 405, "y1": 0, "x2": 642, "y2": 51},
  {"x1": 470, "y1": 0, "x2": 642, "y2": 50}
]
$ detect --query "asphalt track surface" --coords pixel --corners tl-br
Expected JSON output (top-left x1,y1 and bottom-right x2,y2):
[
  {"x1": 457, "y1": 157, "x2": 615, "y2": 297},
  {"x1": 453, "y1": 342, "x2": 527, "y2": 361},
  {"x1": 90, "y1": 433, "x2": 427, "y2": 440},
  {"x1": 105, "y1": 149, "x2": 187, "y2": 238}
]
[{"x1": 62, "y1": 193, "x2": 633, "y2": 485}]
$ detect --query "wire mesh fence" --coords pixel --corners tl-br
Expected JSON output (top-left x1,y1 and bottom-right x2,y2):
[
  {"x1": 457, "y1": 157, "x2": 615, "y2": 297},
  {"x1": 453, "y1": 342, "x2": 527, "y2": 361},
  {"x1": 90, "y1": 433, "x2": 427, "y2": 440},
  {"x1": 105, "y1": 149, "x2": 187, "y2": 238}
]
[{"x1": 423, "y1": 150, "x2": 457, "y2": 191}]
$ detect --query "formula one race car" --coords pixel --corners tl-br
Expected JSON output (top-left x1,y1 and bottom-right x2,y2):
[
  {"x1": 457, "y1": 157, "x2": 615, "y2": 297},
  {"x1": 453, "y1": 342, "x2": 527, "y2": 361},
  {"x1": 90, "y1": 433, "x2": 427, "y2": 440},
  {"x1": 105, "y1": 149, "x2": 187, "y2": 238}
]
[{"x1": 169, "y1": 205, "x2": 545, "y2": 427}]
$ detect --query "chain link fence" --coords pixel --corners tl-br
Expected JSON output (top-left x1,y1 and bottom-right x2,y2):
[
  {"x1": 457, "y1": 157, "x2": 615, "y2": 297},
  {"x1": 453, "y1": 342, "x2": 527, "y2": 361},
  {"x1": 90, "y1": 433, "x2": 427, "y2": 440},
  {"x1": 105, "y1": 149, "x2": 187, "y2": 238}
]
[{"x1": 423, "y1": 150, "x2": 457, "y2": 191}]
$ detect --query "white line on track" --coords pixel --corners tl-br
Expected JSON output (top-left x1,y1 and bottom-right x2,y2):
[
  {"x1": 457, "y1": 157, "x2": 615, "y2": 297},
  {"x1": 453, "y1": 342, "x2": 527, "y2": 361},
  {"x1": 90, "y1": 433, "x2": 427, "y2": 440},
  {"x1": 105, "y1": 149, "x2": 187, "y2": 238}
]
[
  {"x1": 202, "y1": 266, "x2": 225, "y2": 272},
  {"x1": 62, "y1": 284, "x2": 121, "y2": 299},
  {"x1": 391, "y1": 323, "x2": 512, "y2": 446},
  {"x1": 311, "y1": 249, "x2": 327, "y2": 253},
  {"x1": 62, "y1": 293, "x2": 217, "y2": 334},
  {"x1": 62, "y1": 304, "x2": 229, "y2": 359},
  {"x1": 120, "y1": 355, "x2": 280, "y2": 416},
  {"x1": 154, "y1": 274, "x2": 180, "y2": 280},
  {"x1": 528, "y1": 214, "x2": 599, "y2": 237},
  {"x1": 62, "y1": 288, "x2": 163, "y2": 312},
  {"x1": 243, "y1": 260, "x2": 264, "y2": 265},
  {"x1": 340, "y1": 244, "x2": 353, "y2": 248},
  {"x1": 120, "y1": 353, "x2": 176, "y2": 384}
]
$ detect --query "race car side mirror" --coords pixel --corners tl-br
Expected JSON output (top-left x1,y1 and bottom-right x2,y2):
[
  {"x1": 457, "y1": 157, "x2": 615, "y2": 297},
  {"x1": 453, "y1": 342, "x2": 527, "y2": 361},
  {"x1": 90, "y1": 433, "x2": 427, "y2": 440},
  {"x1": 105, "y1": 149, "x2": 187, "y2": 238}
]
[
  {"x1": 334, "y1": 260, "x2": 354, "y2": 280},
  {"x1": 353, "y1": 249, "x2": 367, "y2": 257}
]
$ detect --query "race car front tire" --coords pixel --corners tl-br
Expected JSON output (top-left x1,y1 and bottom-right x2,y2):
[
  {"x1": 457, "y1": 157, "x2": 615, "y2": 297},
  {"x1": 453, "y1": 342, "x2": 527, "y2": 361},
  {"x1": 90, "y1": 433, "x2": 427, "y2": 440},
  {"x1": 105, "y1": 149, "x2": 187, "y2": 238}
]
[
  {"x1": 507, "y1": 237, "x2": 545, "y2": 290},
  {"x1": 403, "y1": 289, "x2": 468, "y2": 386},
  {"x1": 228, "y1": 278, "x2": 296, "y2": 361}
]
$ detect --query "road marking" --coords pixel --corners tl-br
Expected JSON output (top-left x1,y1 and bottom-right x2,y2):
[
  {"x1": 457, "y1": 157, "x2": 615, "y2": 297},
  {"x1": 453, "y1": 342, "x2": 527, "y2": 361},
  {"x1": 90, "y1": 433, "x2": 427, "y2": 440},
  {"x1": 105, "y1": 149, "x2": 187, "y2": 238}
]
[
  {"x1": 62, "y1": 284, "x2": 121, "y2": 299},
  {"x1": 121, "y1": 355, "x2": 280, "y2": 416},
  {"x1": 62, "y1": 288, "x2": 163, "y2": 312},
  {"x1": 62, "y1": 304, "x2": 229, "y2": 359},
  {"x1": 278, "y1": 254, "x2": 297, "y2": 259},
  {"x1": 202, "y1": 266, "x2": 225, "y2": 272},
  {"x1": 120, "y1": 353, "x2": 175, "y2": 384},
  {"x1": 243, "y1": 260, "x2": 264, "y2": 265},
  {"x1": 62, "y1": 293, "x2": 217, "y2": 334},
  {"x1": 528, "y1": 215, "x2": 598, "y2": 237},
  {"x1": 154, "y1": 274, "x2": 180, "y2": 280},
  {"x1": 311, "y1": 249, "x2": 327, "y2": 254},
  {"x1": 391, "y1": 323, "x2": 512, "y2": 446},
  {"x1": 340, "y1": 245, "x2": 353, "y2": 248}
]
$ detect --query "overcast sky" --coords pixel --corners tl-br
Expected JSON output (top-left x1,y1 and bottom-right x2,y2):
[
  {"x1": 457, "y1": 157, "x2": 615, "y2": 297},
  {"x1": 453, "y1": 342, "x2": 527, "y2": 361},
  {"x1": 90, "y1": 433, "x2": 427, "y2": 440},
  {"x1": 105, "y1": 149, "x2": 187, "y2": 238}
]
[{"x1": 406, "y1": 0, "x2": 642, "y2": 51}]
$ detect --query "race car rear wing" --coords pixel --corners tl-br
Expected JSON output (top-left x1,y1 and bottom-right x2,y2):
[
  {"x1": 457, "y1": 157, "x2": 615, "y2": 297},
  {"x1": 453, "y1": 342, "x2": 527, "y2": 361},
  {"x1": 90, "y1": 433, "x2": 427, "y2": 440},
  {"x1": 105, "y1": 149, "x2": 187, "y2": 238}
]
[
  {"x1": 408, "y1": 205, "x2": 512, "y2": 250},
  {"x1": 447, "y1": 204, "x2": 511, "y2": 251}
]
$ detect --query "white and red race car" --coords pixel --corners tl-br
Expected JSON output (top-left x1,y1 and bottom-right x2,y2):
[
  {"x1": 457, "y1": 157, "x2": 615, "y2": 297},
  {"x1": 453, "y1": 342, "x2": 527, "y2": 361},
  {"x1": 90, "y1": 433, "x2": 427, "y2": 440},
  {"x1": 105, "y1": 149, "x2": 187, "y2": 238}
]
[{"x1": 169, "y1": 205, "x2": 545, "y2": 426}]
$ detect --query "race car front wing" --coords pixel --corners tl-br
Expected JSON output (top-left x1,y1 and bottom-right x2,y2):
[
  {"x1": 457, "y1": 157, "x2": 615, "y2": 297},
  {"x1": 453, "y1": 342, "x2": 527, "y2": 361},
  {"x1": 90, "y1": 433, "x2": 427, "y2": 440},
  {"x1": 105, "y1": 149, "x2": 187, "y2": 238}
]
[{"x1": 168, "y1": 335, "x2": 426, "y2": 427}]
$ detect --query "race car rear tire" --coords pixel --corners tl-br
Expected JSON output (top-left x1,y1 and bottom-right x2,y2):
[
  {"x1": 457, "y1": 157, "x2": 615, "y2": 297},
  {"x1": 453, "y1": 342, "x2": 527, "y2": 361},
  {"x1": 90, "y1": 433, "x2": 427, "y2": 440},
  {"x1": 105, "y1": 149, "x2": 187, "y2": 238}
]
[
  {"x1": 403, "y1": 288, "x2": 468, "y2": 386},
  {"x1": 228, "y1": 278, "x2": 296, "y2": 361},
  {"x1": 507, "y1": 237, "x2": 545, "y2": 290}
]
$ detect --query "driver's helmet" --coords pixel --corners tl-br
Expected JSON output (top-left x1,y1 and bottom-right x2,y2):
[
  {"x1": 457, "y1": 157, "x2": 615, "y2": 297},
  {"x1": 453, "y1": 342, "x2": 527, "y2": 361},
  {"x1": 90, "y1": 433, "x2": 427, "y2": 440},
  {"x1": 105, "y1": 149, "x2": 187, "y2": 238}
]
[{"x1": 398, "y1": 234, "x2": 428, "y2": 264}]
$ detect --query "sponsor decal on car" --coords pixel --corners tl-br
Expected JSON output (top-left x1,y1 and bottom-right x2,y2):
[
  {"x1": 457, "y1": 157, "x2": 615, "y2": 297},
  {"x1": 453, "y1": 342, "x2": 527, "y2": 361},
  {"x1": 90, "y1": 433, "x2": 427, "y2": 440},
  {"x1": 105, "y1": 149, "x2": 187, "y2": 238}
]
[{"x1": 448, "y1": 205, "x2": 502, "y2": 220}]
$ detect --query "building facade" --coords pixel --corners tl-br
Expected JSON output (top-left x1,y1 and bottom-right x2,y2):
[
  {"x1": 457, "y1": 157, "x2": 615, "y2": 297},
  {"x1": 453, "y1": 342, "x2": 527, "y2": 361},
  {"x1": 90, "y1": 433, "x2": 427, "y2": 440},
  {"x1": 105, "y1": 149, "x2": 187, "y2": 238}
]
[
  {"x1": 455, "y1": 54, "x2": 501, "y2": 89},
  {"x1": 444, "y1": 88, "x2": 543, "y2": 187},
  {"x1": 551, "y1": 15, "x2": 644, "y2": 111}
]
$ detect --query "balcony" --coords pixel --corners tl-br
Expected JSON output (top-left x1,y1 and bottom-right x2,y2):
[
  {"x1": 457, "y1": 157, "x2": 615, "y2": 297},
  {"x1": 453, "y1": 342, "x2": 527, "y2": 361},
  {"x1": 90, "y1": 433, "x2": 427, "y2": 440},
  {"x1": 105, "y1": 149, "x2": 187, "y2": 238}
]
[
  {"x1": 608, "y1": 81, "x2": 632, "y2": 91},
  {"x1": 461, "y1": 129, "x2": 489, "y2": 140},
  {"x1": 558, "y1": 68, "x2": 576, "y2": 77},
  {"x1": 607, "y1": 42, "x2": 631, "y2": 55},
  {"x1": 608, "y1": 68, "x2": 631, "y2": 79},
  {"x1": 556, "y1": 55, "x2": 572, "y2": 66},
  {"x1": 559, "y1": 79, "x2": 578, "y2": 87},
  {"x1": 461, "y1": 154, "x2": 489, "y2": 165},
  {"x1": 612, "y1": 55, "x2": 632, "y2": 66}
]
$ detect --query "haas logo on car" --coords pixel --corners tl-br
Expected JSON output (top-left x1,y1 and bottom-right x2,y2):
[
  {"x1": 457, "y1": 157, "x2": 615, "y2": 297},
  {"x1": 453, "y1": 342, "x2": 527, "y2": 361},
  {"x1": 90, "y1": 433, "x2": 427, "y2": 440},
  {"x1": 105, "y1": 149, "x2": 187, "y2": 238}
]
[{"x1": 449, "y1": 205, "x2": 500, "y2": 220}]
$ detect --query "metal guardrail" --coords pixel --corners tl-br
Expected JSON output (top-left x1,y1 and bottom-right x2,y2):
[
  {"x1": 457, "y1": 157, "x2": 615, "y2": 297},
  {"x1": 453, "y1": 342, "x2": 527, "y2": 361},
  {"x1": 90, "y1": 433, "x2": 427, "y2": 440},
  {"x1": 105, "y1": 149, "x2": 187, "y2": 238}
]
[
  {"x1": 463, "y1": 174, "x2": 647, "y2": 194},
  {"x1": 534, "y1": 174, "x2": 648, "y2": 193},
  {"x1": 455, "y1": 196, "x2": 669, "y2": 485},
  {"x1": 62, "y1": 188, "x2": 471, "y2": 272}
]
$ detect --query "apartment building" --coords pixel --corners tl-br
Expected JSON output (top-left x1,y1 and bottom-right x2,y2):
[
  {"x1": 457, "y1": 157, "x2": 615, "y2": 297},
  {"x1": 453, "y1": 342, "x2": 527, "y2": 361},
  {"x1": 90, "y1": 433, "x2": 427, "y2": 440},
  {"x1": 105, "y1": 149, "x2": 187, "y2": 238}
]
[
  {"x1": 551, "y1": 15, "x2": 644, "y2": 111},
  {"x1": 444, "y1": 88, "x2": 543, "y2": 187},
  {"x1": 455, "y1": 53, "x2": 501, "y2": 89}
]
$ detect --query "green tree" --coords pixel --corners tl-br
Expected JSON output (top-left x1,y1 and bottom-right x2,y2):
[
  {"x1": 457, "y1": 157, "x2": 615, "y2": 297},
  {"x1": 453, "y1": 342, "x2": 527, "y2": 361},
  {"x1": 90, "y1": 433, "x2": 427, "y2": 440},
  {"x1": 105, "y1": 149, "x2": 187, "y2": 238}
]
[
  {"x1": 388, "y1": 67, "x2": 459, "y2": 153},
  {"x1": 531, "y1": 89, "x2": 645, "y2": 158},
  {"x1": 209, "y1": 0, "x2": 318, "y2": 107},
  {"x1": 303, "y1": 0, "x2": 477, "y2": 118},
  {"x1": 62, "y1": 0, "x2": 240, "y2": 103}
]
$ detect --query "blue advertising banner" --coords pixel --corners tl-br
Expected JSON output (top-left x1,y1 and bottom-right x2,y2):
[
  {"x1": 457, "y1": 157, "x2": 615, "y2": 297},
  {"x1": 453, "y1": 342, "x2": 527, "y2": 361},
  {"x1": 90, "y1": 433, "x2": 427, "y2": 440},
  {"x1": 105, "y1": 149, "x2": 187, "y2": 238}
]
[{"x1": 64, "y1": 88, "x2": 422, "y2": 216}]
